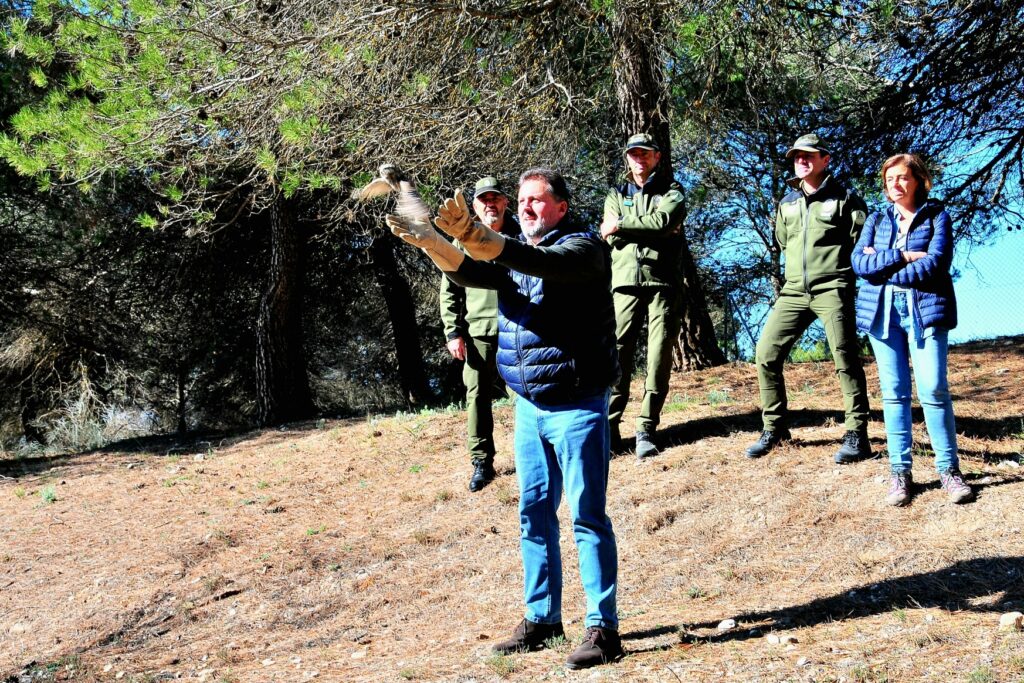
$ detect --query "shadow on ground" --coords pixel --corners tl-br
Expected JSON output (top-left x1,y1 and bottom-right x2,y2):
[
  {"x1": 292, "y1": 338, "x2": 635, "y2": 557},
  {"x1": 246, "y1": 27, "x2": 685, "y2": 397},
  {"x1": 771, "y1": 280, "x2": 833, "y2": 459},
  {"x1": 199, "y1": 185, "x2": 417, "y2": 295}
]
[
  {"x1": 653, "y1": 408, "x2": 1023, "y2": 460},
  {"x1": 624, "y1": 555, "x2": 1024, "y2": 648},
  {"x1": 0, "y1": 418, "x2": 354, "y2": 480},
  {"x1": 652, "y1": 407, "x2": 886, "y2": 449}
]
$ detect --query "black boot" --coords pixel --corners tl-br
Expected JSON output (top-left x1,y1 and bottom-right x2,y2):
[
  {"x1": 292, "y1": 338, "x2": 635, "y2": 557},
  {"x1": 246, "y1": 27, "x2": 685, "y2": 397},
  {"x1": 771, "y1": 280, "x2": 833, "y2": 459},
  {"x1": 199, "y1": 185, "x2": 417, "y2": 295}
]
[
  {"x1": 469, "y1": 460, "x2": 496, "y2": 492},
  {"x1": 834, "y1": 430, "x2": 871, "y2": 464},
  {"x1": 744, "y1": 428, "x2": 791, "y2": 459},
  {"x1": 609, "y1": 422, "x2": 624, "y2": 454}
]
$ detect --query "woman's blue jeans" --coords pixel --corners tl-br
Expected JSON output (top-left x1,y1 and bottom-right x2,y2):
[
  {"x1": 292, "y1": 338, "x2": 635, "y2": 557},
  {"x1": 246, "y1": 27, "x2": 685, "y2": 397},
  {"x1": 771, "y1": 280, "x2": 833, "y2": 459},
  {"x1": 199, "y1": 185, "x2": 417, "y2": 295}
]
[
  {"x1": 868, "y1": 291, "x2": 958, "y2": 473},
  {"x1": 513, "y1": 391, "x2": 618, "y2": 630}
]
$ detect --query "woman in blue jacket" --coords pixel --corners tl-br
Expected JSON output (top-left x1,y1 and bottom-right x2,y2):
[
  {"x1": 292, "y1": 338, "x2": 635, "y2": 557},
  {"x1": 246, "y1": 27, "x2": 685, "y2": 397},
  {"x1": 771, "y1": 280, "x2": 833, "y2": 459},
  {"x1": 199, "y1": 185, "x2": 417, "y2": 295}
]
[{"x1": 852, "y1": 154, "x2": 972, "y2": 506}]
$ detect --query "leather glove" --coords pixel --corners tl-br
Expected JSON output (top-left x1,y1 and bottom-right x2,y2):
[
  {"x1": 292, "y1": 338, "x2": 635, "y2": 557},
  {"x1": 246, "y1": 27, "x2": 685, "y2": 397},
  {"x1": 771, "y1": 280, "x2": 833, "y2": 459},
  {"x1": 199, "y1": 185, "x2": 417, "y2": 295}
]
[
  {"x1": 386, "y1": 214, "x2": 464, "y2": 272},
  {"x1": 435, "y1": 190, "x2": 506, "y2": 261}
]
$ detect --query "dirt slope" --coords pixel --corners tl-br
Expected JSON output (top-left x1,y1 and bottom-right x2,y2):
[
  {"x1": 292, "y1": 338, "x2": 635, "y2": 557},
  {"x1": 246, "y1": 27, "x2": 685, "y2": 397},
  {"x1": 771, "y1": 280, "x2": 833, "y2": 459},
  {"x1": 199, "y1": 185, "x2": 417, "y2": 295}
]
[{"x1": 2, "y1": 338, "x2": 1023, "y2": 682}]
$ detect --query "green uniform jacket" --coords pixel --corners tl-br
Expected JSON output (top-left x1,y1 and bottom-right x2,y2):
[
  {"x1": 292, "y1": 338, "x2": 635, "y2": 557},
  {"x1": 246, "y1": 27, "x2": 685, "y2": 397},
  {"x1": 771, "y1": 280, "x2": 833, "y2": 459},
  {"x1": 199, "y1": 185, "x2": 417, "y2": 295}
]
[
  {"x1": 604, "y1": 172, "x2": 687, "y2": 291},
  {"x1": 775, "y1": 175, "x2": 868, "y2": 295},
  {"x1": 439, "y1": 214, "x2": 519, "y2": 341}
]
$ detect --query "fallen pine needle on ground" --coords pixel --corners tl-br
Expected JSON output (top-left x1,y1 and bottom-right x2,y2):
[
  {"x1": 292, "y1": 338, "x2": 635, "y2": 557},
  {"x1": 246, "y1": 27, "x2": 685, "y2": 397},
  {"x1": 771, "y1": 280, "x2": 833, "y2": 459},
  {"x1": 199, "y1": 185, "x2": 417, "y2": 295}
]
[{"x1": 2, "y1": 336, "x2": 1023, "y2": 682}]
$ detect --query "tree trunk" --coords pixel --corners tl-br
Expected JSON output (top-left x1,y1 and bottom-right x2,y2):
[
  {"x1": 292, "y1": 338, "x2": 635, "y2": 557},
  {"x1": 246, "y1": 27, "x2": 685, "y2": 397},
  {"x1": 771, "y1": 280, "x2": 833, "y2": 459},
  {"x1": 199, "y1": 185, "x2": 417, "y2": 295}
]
[
  {"x1": 676, "y1": 241, "x2": 727, "y2": 370},
  {"x1": 612, "y1": 10, "x2": 727, "y2": 371},
  {"x1": 613, "y1": 13, "x2": 672, "y2": 161},
  {"x1": 369, "y1": 234, "x2": 432, "y2": 407},
  {"x1": 255, "y1": 194, "x2": 314, "y2": 425}
]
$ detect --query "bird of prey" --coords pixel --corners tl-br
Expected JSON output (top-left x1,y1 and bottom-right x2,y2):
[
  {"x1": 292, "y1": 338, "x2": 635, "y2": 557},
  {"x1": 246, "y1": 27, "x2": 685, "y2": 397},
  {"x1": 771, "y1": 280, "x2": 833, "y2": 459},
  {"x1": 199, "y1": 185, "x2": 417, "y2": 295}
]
[{"x1": 352, "y1": 163, "x2": 431, "y2": 228}]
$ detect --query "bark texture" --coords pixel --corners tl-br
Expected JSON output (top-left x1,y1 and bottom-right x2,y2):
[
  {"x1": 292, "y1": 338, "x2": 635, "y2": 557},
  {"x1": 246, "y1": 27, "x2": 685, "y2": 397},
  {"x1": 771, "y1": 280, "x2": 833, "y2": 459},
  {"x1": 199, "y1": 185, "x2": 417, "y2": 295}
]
[
  {"x1": 369, "y1": 234, "x2": 433, "y2": 407},
  {"x1": 255, "y1": 194, "x2": 315, "y2": 425},
  {"x1": 613, "y1": 10, "x2": 726, "y2": 371}
]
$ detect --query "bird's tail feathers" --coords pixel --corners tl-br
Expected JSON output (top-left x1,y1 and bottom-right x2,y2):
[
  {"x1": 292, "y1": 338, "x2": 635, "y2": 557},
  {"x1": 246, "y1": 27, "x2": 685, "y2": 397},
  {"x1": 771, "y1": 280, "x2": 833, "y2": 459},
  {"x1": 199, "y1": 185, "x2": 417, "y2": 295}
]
[{"x1": 396, "y1": 190, "x2": 432, "y2": 225}]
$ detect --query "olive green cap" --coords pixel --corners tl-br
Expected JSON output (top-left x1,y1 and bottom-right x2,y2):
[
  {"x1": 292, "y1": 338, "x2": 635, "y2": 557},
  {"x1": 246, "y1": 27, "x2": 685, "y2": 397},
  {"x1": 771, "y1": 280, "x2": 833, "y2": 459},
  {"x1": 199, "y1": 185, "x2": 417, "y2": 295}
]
[
  {"x1": 786, "y1": 133, "x2": 831, "y2": 158},
  {"x1": 473, "y1": 176, "x2": 504, "y2": 198},
  {"x1": 625, "y1": 133, "x2": 659, "y2": 152}
]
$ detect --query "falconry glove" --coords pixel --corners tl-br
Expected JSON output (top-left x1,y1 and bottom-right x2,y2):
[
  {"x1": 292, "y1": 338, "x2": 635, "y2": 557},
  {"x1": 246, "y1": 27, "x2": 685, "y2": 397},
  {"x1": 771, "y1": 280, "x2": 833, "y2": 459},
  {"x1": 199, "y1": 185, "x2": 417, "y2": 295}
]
[
  {"x1": 386, "y1": 214, "x2": 465, "y2": 272},
  {"x1": 435, "y1": 191, "x2": 506, "y2": 261}
]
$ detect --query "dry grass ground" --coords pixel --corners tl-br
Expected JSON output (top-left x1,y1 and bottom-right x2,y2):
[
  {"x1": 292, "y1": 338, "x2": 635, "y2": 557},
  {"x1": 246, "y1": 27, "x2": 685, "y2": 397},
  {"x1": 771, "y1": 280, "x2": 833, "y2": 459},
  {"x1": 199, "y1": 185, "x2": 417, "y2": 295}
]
[{"x1": 2, "y1": 337, "x2": 1023, "y2": 683}]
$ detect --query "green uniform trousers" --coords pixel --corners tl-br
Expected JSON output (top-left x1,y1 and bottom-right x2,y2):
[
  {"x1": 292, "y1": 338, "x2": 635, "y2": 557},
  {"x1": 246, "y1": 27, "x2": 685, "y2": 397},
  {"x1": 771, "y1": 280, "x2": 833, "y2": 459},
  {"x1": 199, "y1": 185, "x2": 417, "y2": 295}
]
[
  {"x1": 755, "y1": 289, "x2": 870, "y2": 432},
  {"x1": 608, "y1": 287, "x2": 680, "y2": 434},
  {"x1": 464, "y1": 335, "x2": 501, "y2": 464}
]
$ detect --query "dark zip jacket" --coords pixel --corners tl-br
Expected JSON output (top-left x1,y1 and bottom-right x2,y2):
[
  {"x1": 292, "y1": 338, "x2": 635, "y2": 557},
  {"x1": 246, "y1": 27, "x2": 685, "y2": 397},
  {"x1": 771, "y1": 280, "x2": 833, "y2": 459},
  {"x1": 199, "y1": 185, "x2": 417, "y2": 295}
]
[
  {"x1": 444, "y1": 220, "x2": 619, "y2": 406},
  {"x1": 776, "y1": 175, "x2": 868, "y2": 295},
  {"x1": 603, "y1": 171, "x2": 687, "y2": 290}
]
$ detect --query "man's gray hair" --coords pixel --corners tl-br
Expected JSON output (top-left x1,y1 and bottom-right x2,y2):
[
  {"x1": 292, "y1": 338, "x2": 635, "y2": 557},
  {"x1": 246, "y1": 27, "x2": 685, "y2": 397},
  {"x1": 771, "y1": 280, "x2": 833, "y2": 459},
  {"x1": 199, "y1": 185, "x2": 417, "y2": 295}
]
[{"x1": 519, "y1": 168, "x2": 570, "y2": 205}]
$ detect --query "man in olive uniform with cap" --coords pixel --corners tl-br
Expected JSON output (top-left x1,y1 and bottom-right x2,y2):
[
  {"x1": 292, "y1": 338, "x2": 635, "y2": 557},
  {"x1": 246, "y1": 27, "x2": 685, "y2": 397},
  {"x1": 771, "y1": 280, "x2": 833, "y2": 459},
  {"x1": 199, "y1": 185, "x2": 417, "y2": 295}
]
[
  {"x1": 601, "y1": 133, "x2": 687, "y2": 459},
  {"x1": 439, "y1": 176, "x2": 519, "y2": 491},
  {"x1": 746, "y1": 133, "x2": 872, "y2": 463}
]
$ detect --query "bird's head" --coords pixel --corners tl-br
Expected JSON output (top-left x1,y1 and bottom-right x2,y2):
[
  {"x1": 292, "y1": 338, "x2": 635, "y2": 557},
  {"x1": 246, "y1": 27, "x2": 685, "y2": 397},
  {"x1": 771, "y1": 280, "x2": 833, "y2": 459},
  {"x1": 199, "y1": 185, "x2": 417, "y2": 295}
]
[{"x1": 379, "y1": 164, "x2": 407, "y2": 188}]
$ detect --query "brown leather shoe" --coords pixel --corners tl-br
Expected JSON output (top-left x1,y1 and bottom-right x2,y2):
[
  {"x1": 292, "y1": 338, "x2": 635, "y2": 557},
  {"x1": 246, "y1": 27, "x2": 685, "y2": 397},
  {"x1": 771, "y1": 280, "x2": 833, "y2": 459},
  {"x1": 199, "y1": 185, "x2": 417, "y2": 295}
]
[
  {"x1": 565, "y1": 626, "x2": 624, "y2": 669},
  {"x1": 491, "y1": 618, "x2": 564, "y2": 654}
]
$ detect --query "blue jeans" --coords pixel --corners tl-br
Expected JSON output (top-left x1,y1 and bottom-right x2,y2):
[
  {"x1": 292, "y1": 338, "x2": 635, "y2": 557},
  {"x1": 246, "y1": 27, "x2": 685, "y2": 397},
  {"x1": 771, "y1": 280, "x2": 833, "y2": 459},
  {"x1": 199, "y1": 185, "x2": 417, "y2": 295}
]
[
  {"x1": 514, "y1": 391, "x2": 618, "y2": 630},
  {"x1": 868, "y1": 291, "x2": 958, "y2": 473}
]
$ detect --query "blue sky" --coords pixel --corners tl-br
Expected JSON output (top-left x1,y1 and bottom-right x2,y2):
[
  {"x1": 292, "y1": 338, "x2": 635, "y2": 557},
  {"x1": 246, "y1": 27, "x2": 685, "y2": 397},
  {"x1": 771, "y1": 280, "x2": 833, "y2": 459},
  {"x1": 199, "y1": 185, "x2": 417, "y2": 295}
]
[{"x1": 950, "y1": 234, "x2": 1024, "y2": 343}]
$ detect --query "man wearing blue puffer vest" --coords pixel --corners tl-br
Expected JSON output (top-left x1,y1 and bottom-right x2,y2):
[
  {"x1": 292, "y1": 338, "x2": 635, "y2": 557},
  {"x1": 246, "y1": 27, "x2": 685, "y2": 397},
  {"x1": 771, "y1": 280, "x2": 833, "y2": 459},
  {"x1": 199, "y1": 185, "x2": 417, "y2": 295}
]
[{"x1": 386, "y1": 168, "x2": 623, "y2": 670}]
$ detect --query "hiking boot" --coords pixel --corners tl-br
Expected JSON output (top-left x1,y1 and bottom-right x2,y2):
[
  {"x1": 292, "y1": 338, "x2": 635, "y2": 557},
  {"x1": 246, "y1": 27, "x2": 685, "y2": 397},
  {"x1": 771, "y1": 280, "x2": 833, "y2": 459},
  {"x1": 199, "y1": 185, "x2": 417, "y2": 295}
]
[
  {"x1": 491, "y1": 618, "x2": 564, "y2": 654},
  {"x1": 745, "y1": 428, "x2": 791, "y2": 459},
  {"x1": 565, "y1": 626, "x2": 624, "y2": 670},
  {"x1": 609, "y1": 422, "x2": 624, "y2": 455},
  {"x1": 468, "y1": 461, "x2": 496, "y2": 492},
  {"x1": 885, "y1": 470, "x2": 913, "y2": 506},
  {"x1": 635, "y1": 431, "x2": 659, "y2": 459},
  {"x1": 939, "y1": 468, "x2": 974, "y2": 503},
  {"x1": 834, "y1": 430, "x2": 871, "y2": 464}
]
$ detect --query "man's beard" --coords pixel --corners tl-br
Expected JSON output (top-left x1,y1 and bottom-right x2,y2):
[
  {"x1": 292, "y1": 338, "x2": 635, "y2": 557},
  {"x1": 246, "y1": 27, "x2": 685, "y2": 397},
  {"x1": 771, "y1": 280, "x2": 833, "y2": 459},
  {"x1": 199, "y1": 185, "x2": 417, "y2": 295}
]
[
  {"x1": 521, "y1": 215, "x2": 551, "y2": 242},
  {"x1": 480, "y1": 213, "x2": 499, "y2": 228}
]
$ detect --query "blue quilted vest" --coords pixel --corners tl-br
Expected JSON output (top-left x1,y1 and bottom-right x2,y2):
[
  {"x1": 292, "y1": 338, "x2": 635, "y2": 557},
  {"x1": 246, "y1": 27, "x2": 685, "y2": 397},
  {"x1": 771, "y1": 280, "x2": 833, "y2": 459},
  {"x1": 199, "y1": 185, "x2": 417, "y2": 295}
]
[
  {"x1": 496, "y1": 227, "x2": 619, "y2": 406},
  {"x1": 852, "y1": 201, "x2": 957, "y2": 333}
]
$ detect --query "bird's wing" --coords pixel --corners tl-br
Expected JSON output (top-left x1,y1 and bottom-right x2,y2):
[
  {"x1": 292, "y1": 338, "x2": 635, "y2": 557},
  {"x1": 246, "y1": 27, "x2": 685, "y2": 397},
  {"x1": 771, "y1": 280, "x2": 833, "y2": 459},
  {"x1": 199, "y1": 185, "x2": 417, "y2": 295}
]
[{"x1": 352, "y1": 178, "x2": 395, "y2": 201}]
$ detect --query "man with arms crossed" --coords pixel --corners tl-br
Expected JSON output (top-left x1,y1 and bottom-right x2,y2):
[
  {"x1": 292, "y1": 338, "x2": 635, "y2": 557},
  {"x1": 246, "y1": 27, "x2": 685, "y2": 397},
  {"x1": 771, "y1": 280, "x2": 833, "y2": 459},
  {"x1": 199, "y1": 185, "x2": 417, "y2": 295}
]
[
  {"x1": 601, "y1": 133, "x2": 686, "y2": 458},
  {"x1": 387, "y1": 168, "x2": 623, "y2": 669}
]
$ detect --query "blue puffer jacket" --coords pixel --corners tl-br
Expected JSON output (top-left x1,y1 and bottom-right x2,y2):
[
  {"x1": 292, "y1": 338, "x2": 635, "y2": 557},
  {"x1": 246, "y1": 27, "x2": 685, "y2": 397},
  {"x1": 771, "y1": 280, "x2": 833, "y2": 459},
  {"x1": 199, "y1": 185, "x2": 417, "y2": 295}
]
[
  {"x1": 495, "y1": 227, "x2": 619, "y2": 406},
  {"x1": 851, "y1": 200, "x2": 957, "y2": 333}
]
